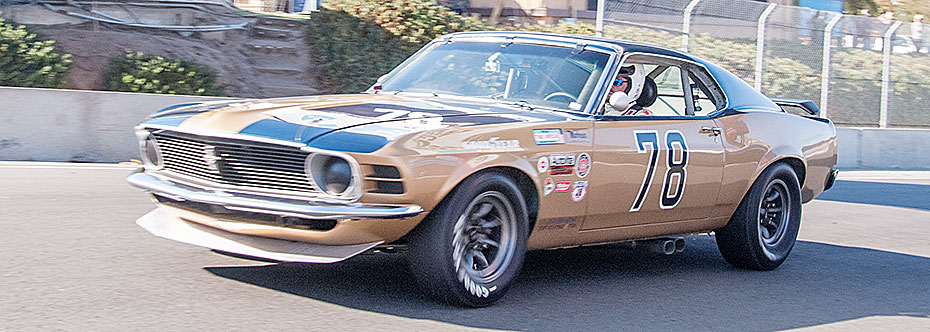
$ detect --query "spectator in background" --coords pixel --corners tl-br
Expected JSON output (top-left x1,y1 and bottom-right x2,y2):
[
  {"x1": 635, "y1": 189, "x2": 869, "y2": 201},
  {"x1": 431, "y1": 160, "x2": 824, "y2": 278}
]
[
  {"x1": 855, "y1": 9, "x2": 874, "y2": 50},
  {"x1": 912, "y1": 15, "x2": 929, "y2": 52}
]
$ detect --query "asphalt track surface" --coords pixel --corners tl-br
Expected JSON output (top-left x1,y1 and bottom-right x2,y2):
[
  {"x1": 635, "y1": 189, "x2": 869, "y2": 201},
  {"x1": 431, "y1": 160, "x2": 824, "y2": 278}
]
[{"x1": 2, "y1": 162, "x2": 929, "y2": 332}]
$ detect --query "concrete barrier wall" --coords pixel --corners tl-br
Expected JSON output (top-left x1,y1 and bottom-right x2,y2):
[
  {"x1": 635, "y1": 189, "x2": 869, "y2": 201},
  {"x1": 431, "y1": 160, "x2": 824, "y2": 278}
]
[
  {"x1": 0, "y1": 87, "x2": 236, "y2": 162},
  {"x1": 836, "y1": 128, "x2": 930, "y2": 170},
  {"x1": 1, "y1": 87, "x2": 928, "y2": 169}
]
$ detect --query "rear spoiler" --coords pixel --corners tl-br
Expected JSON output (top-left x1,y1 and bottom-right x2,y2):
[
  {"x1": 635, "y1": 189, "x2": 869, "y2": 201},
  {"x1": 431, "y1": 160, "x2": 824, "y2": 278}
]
[{"x1": 771, "y1": 98, "x2": 820, "y2": 117}]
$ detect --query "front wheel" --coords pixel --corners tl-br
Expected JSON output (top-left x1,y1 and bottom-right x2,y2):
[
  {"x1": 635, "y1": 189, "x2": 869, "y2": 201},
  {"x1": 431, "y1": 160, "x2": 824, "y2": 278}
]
[
  {"x1": 715, "y1": 163, "x2": 802, "y2": 271},
  {"x1": 407, "y1": 172, "x2": 529, "y2": 307}
]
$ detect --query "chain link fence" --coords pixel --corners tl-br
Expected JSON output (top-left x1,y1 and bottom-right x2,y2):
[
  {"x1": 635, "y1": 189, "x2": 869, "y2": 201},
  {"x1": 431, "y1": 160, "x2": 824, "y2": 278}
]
[{"x1": 598, "y1": 0, "x2": 930, "y2": 128}]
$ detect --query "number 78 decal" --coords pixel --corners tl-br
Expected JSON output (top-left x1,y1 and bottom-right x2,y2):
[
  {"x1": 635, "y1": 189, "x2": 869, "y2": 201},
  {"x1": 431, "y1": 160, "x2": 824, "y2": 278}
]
[{"x1": 630, "y1": 130, "x2": 689, "y2": 212}]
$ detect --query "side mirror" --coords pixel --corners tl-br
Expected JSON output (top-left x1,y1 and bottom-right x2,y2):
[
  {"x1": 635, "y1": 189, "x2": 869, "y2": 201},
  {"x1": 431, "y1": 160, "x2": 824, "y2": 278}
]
[{"x1": 771, "y1": 98, "x2": 821, "y2": 117}]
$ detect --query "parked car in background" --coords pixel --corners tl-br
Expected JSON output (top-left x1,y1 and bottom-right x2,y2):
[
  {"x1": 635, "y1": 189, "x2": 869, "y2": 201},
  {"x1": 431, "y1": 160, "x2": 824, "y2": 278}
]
[{"x1": 128, "y1": 31, "x2": 838, "y2": 307}]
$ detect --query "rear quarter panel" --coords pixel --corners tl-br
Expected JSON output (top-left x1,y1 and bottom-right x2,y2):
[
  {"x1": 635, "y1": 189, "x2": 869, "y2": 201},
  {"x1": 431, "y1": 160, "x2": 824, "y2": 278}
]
[{"x1": 712, "y1": 111, "x2": 837, "y2": 223}]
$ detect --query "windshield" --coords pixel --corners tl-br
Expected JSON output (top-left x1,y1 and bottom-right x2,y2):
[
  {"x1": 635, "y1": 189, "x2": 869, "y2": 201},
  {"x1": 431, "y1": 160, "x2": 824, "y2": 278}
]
[{"x1": 379, "y1": 41, "x2": 611, "y2": 112}]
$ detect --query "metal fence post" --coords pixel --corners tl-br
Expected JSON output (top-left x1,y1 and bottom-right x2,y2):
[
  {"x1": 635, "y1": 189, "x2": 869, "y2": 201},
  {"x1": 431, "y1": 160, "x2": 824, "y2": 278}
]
[
  {"x1": 596, "y1": 0, "x2": 605, "y2": 37},
  {"x1": 820, "y1": 13, "x2": 842, "y2": 118},
  {"x1": 754, "y1": 3, "x2": 777, "y2": 91},
  {"x1": 682, "y1": 0, "x2": 702, "y2": 52},
  {"x1": 880, "y1": 21, "x2": 902, "y2": 128}
]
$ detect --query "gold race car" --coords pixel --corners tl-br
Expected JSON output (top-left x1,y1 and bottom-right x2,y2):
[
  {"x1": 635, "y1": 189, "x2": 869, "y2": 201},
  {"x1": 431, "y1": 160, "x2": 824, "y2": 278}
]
[{"x1": 128, "y1": 31, "x2": 838, "y2": 306}]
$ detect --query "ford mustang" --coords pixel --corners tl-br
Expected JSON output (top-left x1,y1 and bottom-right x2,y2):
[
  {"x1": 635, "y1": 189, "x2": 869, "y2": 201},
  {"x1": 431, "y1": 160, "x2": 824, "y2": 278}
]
[{"x1": 128, "y1": 31, "x2": 838, "y2": 307}]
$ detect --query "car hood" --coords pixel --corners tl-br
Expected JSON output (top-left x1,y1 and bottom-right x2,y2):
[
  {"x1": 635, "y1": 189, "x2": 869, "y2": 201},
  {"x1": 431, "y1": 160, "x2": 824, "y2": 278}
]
[{"x1": 141, "y1": 94, "x2": 582, "y2": 153}]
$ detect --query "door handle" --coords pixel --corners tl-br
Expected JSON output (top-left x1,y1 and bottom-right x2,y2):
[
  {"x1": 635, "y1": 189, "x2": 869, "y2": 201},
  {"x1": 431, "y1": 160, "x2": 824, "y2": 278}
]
[{"x1": 699, "y1": 126, "x2": 722, "y2": 136}]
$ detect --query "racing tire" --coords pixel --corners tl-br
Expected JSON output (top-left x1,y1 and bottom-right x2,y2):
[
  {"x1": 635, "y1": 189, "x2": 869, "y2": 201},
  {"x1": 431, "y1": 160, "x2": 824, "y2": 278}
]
[
  {"x1": 407, "y1": 172, "x2": 529, "y2": 307},
  {"x1": 715, "y1": 163, "x2": 802, "y2": 271}
]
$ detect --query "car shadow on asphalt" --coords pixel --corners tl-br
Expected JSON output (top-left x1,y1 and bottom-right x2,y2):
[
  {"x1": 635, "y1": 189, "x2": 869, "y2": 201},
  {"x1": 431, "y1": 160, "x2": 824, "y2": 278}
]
[
  {"x1": 204, "y1": 236, "x2": 930, "y2": 331},
  {"x1": 817, "y1": 180, "x2": 930, "y2": 211}
]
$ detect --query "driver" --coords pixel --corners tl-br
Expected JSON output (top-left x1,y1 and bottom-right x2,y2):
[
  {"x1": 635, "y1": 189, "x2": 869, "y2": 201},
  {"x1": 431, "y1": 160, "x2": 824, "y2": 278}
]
[{"x1": 606, "y1": 64, "x2": 650, "y2": 115}]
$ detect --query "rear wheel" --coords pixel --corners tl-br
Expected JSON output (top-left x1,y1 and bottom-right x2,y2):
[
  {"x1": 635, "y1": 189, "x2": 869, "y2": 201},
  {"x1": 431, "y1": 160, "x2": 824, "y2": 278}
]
[
  {"x1": 407, "y1": 172, "x2": 529, "y2": 307},
  {"x1": 715, "y1": 163, "x2": 802, "y2": 271}
]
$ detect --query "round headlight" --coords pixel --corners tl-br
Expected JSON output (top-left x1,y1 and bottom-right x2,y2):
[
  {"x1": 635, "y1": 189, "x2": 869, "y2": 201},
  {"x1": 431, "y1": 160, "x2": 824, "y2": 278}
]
[
  {"x1": 307, "y1": 154, "x2": 355, "y2": 197},
  {"x1": 139, "y1": 134, "x2": 163, "y2": 170}
]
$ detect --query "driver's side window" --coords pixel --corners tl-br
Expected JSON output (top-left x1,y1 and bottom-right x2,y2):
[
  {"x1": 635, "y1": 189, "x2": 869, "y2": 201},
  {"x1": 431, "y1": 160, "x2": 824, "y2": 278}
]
[
  {"x1": 602, "y1": 55, "x2": 724, "y2": 117},
  {"x1": 646, "y1": 65, "x2": 688, "y2": 116}
]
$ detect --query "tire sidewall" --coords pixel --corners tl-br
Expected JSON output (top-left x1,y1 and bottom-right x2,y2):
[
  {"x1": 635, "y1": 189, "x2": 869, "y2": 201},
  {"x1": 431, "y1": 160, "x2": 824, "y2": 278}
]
[
  {"x1": 742, "y1": 163, "x2": 802, "y2": 270},
  {"x1": 408, "y1": 172, "x2": 529, "y2": 307}
]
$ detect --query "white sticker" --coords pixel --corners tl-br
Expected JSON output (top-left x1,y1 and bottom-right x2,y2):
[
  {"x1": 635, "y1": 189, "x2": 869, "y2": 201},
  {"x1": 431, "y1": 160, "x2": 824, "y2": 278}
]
[
  {"x1": 537, "y1": 157, "x2": 549, "y2": 173},
  {"x1": 571, "y1": 181, "x2": 588, "y2": 202},
  {"x1": 532, "y1": 129, "x2": 565, "y2": 145},
  {"x1": 549, "y1": 154, "x2": 575, "y2": 166},
  {"x1": 576, "y1": 153, "x2": 591, "y2": 178},
  {"x1": 544, "y1": 178, "x2": 555, "y2": 196}
]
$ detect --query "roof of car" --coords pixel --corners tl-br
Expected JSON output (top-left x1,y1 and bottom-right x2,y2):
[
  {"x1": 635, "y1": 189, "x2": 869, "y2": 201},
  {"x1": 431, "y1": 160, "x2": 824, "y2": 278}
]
[{"x1": 450, "y1": 31, "x2": 695, "y2": 61}]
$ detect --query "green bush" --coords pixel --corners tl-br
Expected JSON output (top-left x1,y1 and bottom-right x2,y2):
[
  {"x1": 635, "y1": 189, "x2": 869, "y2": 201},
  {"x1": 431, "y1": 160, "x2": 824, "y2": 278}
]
[
  {"x1": 324, "y1": 0, "x2": 488, "y2": 44},
  {"x1": 102, "y1": 51, "x2": 225, "y2": 96},
  {"x1": 307, "y1": 0, "x2": 487, "y2": 93},
  {"x1": 0, "y1": 19, "x2": 71, "y2": 88}
]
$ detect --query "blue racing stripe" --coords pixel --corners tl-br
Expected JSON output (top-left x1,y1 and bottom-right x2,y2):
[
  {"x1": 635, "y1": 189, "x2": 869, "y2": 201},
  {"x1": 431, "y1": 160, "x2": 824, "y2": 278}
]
[
  {"x1": 238, "y1": 119, "x2": 330, "y2": 143},
  {"x1": 141, "y1": 116, "x2": 190, "y2": 127},
  {"x1": 308, "y1": 131, "x2": 389, "y2": 153}
]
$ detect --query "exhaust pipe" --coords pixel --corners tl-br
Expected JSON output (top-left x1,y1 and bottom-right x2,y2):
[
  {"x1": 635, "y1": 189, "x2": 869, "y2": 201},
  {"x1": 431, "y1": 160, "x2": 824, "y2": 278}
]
[
  {"x1": 644, "y1": 237, "x2": 686, "y2": 255},
  {"x1": 674, "y1": 237, "x2": 686, "y2": 253},
  {"x1": 647, "y1": 239, "x2": 676, "y2": 255}
]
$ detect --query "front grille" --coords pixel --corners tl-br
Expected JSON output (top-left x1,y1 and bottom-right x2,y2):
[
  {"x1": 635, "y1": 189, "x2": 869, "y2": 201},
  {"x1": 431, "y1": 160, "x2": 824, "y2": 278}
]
[{"x1": 152, "y1": 131, "x2": 318, "y2": 195}]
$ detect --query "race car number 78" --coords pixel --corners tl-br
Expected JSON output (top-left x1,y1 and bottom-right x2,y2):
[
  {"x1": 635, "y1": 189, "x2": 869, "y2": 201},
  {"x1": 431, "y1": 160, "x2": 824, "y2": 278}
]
[{"x1": 630, "y1": 130, "x2": 689, "y2": 212}]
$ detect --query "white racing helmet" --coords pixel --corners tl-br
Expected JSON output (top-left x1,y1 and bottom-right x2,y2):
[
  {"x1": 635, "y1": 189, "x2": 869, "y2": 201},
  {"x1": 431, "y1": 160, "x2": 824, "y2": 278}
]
[{"x1": 608, "y1": 64, "x2": 645, "y2": 113}]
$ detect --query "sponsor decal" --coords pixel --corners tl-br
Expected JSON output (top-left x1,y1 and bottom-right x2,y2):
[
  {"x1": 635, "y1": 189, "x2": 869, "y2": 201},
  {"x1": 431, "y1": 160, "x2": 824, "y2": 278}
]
[
  {"x1": 576, "y1": 153, "x2": 591, "y2": 178},
  {"x1": 548, "y1": 154, "x2": 575, "y2": 175},
  {"x1": 461, "y1": 137, "x2": 521, "y2": 150},
  {"x1": 543, "y1": 178, "x2": 555, "y2": 196},
  {"x1": 532, "y1": 128, "x2": 565, "y2": 145},
  {"x1": 537, "y1": 157, "x2": 549, "y2": 173},
  {"x1": 549, "y1": 165, "x2": 573, "y2": 175},
  {"x1": 549, "y1": 154, "x2": 575, "y2": 167},
  {"x1": 565, "y1": 129, "x2": 592, "y2": 143},
  {"x1": 536, "y1": 217, "x2": 578, "y2": 231},
  {"x1": 571, "y1": 181, "x2": 588, "y2": 202},
  {"x1": 554, "y1": 181, "x2": 572, "y2": 192}
]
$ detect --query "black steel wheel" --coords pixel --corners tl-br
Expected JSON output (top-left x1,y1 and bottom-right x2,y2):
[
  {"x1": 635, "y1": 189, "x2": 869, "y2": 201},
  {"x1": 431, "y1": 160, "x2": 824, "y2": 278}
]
[
  {"x1": 407, "y1": 172, "x2": 529, "y2": 307},
  {"x1": 715, "y1": 163, "x2": 802, "y2": 271}
]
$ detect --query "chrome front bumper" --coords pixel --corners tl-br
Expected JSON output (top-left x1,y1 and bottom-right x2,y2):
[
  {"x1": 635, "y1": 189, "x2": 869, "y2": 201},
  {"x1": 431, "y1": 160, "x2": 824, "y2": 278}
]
[{"x1": 126, "y1": 172, "x2": 423, "y2": 220}]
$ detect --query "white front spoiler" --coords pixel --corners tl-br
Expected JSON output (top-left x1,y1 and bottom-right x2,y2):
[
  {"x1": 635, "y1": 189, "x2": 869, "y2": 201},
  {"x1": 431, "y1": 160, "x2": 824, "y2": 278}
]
[{"x1": 136, "y1": 207, "x2": 382, "y2": 263}]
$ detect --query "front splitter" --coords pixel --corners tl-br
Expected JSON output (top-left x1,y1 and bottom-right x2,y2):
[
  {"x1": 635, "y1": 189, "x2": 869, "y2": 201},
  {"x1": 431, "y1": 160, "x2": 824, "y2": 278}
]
[{"x1": 136, "y1": 207, "x2": 383, "y2": 263}]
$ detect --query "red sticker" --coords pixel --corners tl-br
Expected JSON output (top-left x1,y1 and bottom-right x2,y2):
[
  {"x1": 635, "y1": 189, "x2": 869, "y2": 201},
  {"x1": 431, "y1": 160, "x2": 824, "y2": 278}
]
[
  {"x1": 554, "y1": 181, "x2": 572, "y2": 192},
  {"x1": 550, "y1": 165, "x2": 573, "y2": 175}
]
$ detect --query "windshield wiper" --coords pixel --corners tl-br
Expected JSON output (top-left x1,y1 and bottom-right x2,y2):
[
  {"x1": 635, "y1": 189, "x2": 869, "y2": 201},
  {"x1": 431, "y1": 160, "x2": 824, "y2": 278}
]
[{"x1": 497, "y1": 100, "x2": 566, "y2": 113}]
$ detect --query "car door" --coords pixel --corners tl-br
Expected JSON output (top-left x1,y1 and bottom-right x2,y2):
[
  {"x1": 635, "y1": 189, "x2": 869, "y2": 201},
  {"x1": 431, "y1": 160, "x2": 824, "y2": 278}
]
[{"x1": 581, "y1": 60, "x2": 726, "y2": 230}]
